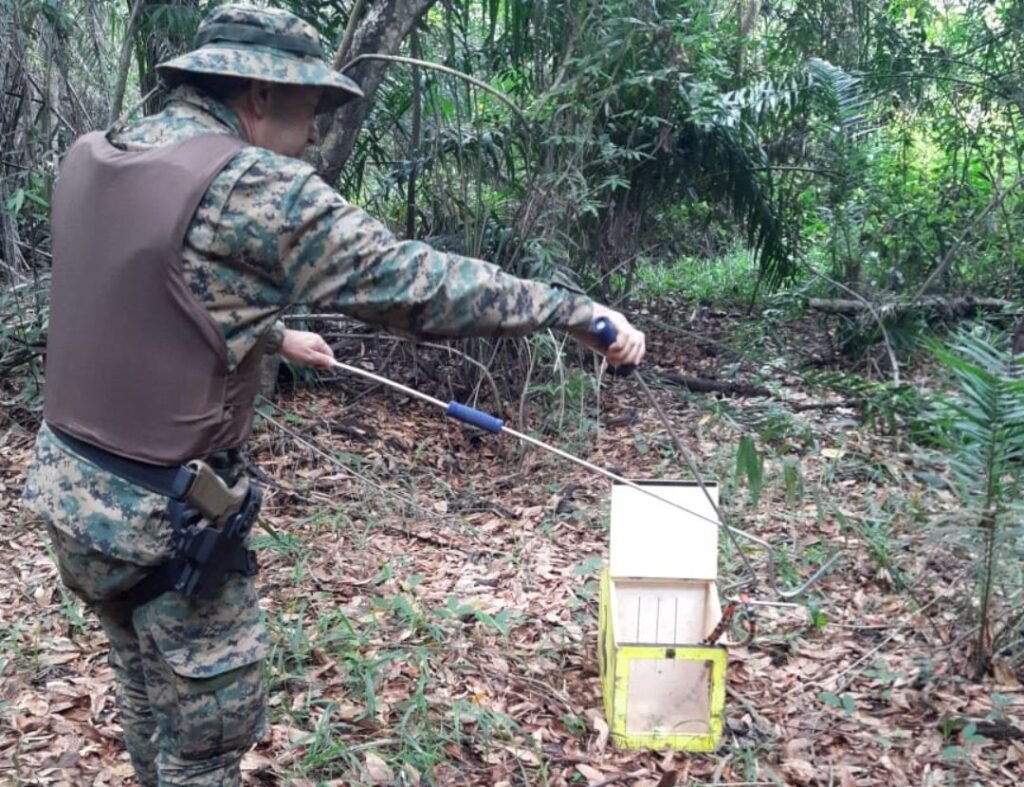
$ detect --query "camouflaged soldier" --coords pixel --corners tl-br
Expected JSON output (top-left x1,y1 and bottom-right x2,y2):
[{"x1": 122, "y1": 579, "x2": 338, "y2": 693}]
[{"x1": 22, "y1": 4, "x2": 645, "y2": 786}]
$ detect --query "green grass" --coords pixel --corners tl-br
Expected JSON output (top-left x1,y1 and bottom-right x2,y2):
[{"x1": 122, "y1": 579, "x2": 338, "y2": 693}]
[
  {"x1": 632, "y1": 246, "x2": 760, "y2": 303},
  {"x1": 249, "y1": 482, "x2": 594, "y2": 785},
  {"x1": 261, "y1": 576, "x2": 570, "y2": 785}
]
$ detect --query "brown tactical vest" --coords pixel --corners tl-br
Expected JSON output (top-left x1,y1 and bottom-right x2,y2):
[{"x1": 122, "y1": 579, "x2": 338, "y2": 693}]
[{"x1": 44, "y1": 131, "x2": 268, "y2": 465}]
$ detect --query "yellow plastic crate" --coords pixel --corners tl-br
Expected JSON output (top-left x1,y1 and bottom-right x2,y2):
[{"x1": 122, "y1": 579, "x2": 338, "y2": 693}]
[
  {"x1": 598, "y1": 481, "x2": 727, "y2": 751},
  {"x1": 599, "y1": 570, "x2": 726, "y2": 750}
]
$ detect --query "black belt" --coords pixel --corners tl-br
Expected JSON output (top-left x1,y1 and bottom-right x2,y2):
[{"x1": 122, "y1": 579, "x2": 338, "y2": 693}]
[{"x1": 48, "y1": 424, "x2": 196, "y2": 499}]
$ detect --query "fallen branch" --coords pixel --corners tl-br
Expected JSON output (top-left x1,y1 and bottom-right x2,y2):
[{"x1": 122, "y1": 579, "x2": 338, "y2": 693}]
[
  {"x1": 789, "y1": 398, "x2": 861, "y2": 412},
  {"x1": 808, "y1": 296, "x2": 1012, "y2": 317},
  {"x1": 799, "y1": 260, "x2": 901, "y2": 384}
]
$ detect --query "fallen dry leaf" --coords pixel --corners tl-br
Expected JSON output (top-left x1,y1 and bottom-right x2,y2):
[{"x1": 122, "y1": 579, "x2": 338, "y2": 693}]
[
  {"x1": 575, "y1": 763, "x2": 606, "y2": 783},
  {"x1": 363, "y1": 751, "x2": 393, "y2": 784},
  {"x1": 4, "y1": 310, "x2": 1024, "y2": 787},
  {"x1": 780, "y1": 759, "x2": 817, "y2": 786}
]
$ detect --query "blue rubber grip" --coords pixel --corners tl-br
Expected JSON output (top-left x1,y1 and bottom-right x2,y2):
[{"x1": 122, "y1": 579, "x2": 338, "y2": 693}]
[
  {"x1": 591, "y1": 317, "x2": 635, "y2": 374},
  {"x1": 445, "y1": 401, "x2": 505, "y2": 433},
  {"x1": 591, "y1": 316, "x2": 618, "y2": 348}
]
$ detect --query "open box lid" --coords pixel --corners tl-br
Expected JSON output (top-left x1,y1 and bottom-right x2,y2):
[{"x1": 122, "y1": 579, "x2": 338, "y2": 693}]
[{"x1": 610, "y1": 480, "x2": 719, "y2": 580}]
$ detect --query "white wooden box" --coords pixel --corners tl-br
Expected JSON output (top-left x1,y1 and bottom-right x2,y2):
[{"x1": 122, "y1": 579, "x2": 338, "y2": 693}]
[{"x1": 599, "y1": 481, "x2": 726, "y2": 751}]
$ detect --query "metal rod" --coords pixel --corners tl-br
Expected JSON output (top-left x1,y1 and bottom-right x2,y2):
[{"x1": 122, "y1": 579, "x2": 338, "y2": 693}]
[
  {"x1": 503, "y1": 401, "x2": 838, "y2": 598},
  {"x1": 630, "y1": 371, "x2": 761, "y2": 590},
  {"x1": 628, "y1": 371, "x2": 839, "y2": 599},
  {"x1": 332, "y1": 360, "x2": 729, "y2": 530},
  {"x1": 500, "y1": 424, "x2": 724, "y2": 527},
  {"x1": 332, "y1": 360, "x2": 448, "y2": 410},
  {"x1": 329, "y1": 358, "x2": 837, "y2": 600}
]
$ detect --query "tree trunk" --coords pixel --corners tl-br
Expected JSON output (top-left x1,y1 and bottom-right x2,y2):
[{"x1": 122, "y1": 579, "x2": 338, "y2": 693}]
[
  {"x1": 261, "y1": 1, "x2": 435, "y2": 399},
  {"x1": 111, "y1": 0, "x2": 145, "y2": 123},
  {"x1": 311, "y1": 0, "x2": 436, "y2": 185}
]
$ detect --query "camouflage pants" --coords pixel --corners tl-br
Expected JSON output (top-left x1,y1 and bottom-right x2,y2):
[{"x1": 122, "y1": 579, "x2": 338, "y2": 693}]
[{"x1": 46, "y1": 523, "x2": 267, "y2": 787}]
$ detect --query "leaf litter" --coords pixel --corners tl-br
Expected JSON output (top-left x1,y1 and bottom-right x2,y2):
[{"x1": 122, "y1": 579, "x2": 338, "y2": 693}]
[{"x1": 1, "y1": 309, "x2": 1022, "y2": 786}]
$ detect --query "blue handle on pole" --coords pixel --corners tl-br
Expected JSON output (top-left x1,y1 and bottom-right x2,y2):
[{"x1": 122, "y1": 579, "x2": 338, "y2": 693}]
[
  {"x1": 591, "y1": 316, "x2": 618, "y2": 348},
  {"x1": 445, "y1": 401, "x2": 505, "y2": 433},
  {"x1": 590, "y1": 317, "x2": 635, "y2": 374}
]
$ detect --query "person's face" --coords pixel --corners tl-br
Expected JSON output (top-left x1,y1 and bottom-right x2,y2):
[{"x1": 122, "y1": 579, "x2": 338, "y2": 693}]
[{"x1": 246, "y1": 83, "x2": 322, "y2": 157}]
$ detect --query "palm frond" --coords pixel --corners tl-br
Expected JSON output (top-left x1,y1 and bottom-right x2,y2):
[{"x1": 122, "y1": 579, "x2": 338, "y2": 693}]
[
  {"x1": 673, "y1": 121, "x2": 795, "y2": 289},
  {"x1": 683, "y1": 58, "x2": 874, "y2": 290},
  {"x1": 806, "y1": 57, "x2": 873, "y2": 137},
  {"x1": 715, "y1": 58, "x2": 873, "y2": 136},
  {"x1": 927, "y1": 327, "x2": 1024, "y2": 673}
]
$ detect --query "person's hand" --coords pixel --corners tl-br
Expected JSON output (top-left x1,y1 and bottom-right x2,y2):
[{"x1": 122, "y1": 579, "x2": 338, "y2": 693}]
[
  {"x1": 575, "y1": 304, "x2": 646, "y2": 368},
  {"x1": 280, "y1": 329, "x2": 336, "y2": 368}
]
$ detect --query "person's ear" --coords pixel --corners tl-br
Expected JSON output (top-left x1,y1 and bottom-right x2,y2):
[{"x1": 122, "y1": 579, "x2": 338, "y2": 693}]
[{"x1": 248, "y1": 80, "x2": 273, "y2": 119}]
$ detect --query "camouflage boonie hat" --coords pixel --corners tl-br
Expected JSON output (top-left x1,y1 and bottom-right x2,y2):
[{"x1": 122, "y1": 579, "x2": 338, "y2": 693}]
[{"x1": 157, "y1": 4, "x2": 363, "y2": 113}]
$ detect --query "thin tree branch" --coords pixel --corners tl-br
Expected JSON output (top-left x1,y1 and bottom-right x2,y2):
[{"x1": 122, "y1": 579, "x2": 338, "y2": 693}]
[
  {"x1": 405, "y1": 30, "x2": 421, "y2": 239},
  {"x1": 332, "y1": 0, "x2": 369, "y2": 70},
  {"x1": 910, "y1": 172, "x2": 1024, "y2": 303},
  {"x1": 341, "y1": 53, "x2": 529, "y2": 130}
]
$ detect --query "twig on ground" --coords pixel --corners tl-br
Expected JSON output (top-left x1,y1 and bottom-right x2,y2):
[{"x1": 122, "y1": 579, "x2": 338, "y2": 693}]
[{"x1": 799, "y1": 260, "x2": 901, "y2": 384}]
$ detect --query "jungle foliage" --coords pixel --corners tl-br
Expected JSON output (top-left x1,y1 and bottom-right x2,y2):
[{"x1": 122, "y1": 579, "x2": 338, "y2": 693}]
[
  {"x1": 2, "y1": 0, "x2": 1024, "y2": 682},
  {"x1": 2, "y1": 2, "x2": 1022, "y2": 347}
]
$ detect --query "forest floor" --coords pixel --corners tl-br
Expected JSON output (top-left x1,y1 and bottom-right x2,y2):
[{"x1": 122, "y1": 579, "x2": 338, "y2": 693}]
[{"x1": 1, "y1": 300, "x2": 1023, "y2": 786}]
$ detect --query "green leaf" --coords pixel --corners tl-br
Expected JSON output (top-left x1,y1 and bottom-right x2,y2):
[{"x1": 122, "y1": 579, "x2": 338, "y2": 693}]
[
  {"x1": 4, "y1": 188, "x2": 24, "y2": 216},
  {"x1": 574, "y1": 557, "x2": 604, "y2": 576},
  {"x1": 783, "y1": 458, "x2": 803, "y2": 505},
  {"x1": 961, "y1": 722, "x2": 985, "y2": 745},
  {"x1": 735, "y1": 434, "x2": 764, "y2": 505}
]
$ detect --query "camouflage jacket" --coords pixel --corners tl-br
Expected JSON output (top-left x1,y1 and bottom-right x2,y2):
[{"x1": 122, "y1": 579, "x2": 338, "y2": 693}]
[
  {"x1": 24, "y1": 85, "x2": 594, "y2": 563},
  {"x1": 120, "y1": 85, "x2": 593, "y2": 368}
]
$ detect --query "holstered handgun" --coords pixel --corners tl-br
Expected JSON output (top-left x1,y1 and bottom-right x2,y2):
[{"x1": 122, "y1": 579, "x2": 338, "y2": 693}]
[
  {"x1": 167, "y1": 461, "x2": 261, "y2": 599},
  {"x1": 184, "y1": 460, "x2": 250, "y2": 523}
]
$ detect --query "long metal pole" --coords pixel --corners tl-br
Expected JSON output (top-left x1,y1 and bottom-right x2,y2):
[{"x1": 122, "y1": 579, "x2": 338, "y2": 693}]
[
  {"x1": 588, "y1": 320, "x2": 839, "y2": 599},
  {"x1": 329, "y1": 358, "x2": 838, "y2": 599},
  {"x1": 330, "y1": 359, "x2": 722, "y2": 526}
]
